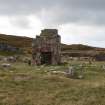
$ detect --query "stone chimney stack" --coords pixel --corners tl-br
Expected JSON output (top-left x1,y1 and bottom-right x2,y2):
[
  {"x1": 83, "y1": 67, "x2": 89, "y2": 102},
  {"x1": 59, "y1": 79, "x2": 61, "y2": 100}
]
[{"x1": 32, "y1": 29, "x2": 61, "y2": 65}]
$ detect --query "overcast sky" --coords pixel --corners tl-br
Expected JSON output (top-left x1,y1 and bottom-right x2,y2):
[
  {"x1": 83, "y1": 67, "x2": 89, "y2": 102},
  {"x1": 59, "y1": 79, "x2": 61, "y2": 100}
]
[{"x1": 0, "y1": 0, "x2": 105, "y2": 47}]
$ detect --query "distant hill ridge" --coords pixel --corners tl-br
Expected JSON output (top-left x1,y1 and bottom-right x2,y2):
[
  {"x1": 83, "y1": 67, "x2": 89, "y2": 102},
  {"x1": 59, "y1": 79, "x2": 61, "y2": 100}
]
[
  {"x1": 0, "y1": 34, "x2": 33, "y2": 48},
  {"x1": 0, "y1": 33, "x2": 105, "y2": 51},
  {"x1": 61, "y1": 44, "x2": 95, "y2": 51}
]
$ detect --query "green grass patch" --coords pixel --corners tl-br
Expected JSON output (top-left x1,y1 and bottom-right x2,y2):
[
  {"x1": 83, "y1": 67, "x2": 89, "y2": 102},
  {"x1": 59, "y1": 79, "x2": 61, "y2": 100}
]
[{"x1": 0, "y1": 61, "x2": 105, "y2": 105}]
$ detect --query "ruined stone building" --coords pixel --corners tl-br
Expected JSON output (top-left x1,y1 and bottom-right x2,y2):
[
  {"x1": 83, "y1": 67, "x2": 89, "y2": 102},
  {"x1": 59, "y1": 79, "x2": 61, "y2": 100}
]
[{"x1": 32, "y1": 29, "x2": 61, "y2": 65}]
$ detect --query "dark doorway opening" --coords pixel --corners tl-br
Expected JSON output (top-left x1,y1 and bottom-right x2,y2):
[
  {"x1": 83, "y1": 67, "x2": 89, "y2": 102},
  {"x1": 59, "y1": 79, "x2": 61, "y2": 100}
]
[{"x1": 41, "y1": 52, "x2": 52, "y2": 64}]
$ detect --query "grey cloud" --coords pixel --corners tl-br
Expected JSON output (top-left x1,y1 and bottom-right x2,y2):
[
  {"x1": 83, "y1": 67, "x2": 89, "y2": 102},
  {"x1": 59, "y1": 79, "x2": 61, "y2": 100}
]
[
  {"x1": 0, "y1": 0, "x2": 105, "y2": 47},
  {"x1": 9, "y1": 16, "x2": 31, "y2": 29},
  {"x1": 0, "y1": 0, "x2": 105, "y2": 26}
]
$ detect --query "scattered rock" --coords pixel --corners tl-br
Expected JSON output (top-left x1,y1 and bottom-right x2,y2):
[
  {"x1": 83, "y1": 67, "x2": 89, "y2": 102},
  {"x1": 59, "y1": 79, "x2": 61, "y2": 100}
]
[
  {"x1": 66, "y1": 66, "x2": 84, "y2": 79},
  {"x1": 66, "y1": 66, "x2": 76, "y2": 77},
  {"x1": 1, "y1": 63, "x2": 11, "y2": 68},
  {"x1": 78, "y1": 75, "x2": 84, "y2": 79},
  {"x1": 51, "y1": 71, "x2": 65, "y2": 74},
  {"x1": 102, "y1": 65, "x2": 105, "y2": 70}
]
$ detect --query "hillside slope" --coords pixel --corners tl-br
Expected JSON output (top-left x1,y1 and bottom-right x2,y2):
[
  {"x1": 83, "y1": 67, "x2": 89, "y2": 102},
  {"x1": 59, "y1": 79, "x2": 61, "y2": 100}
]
[
  {"x1": 0, "y1": 34, "x2": 105, "y2": 56},
  {"x1": 61, "y1": 44, "x2": 96, "y2": 51},
  {"x1": 0, "y1": 34, "x2": 33, "y2": 48}
]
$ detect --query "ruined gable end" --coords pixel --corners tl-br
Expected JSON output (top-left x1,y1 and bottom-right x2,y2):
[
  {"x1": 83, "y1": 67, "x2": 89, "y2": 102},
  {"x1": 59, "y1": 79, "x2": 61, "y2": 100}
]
[{"x1": 32, "y1": 29, "x2": 61, "y2": 65}]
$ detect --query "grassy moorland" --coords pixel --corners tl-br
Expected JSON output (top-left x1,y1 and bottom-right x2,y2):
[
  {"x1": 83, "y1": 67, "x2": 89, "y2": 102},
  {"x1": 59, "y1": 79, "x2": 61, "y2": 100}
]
[
  {"x1": 0, "y1": 61, "x2": 105, "y2": 105},
  {"x1": 0, "y1": 34, "x2": 32, "y2": 48}
]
